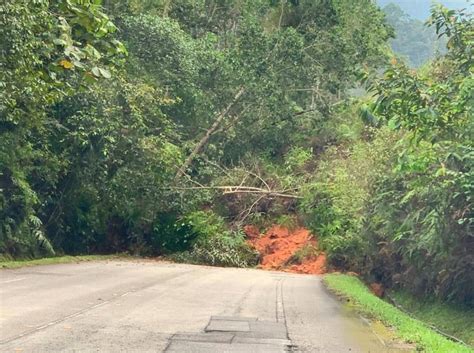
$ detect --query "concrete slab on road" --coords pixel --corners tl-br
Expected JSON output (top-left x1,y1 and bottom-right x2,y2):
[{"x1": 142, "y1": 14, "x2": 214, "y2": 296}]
[
  {"x1": 205, "y1": 319, "x2": 250, "y2": 332},
  {"x1": 165, "y1": 316, "x2": 291, "y2": 352}
]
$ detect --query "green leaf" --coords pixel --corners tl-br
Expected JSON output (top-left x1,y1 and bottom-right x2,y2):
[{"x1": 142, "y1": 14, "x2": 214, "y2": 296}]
[
  {"x1": 91, "y1": 67, "x2": 101, "y2": 77},
  {"x1": 53, "y1": 38, "x2": 67, "y2": 46},
  {"x1": 98, "y1": 67, "x2": 111, "y2": 79},
  {"x1": 387, "y1": 117, "x2": 400, "y2": 130}
]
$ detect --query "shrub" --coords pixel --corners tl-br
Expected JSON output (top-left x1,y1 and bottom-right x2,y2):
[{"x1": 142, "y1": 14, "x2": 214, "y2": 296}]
[
  {"x1": 150, "y1": 213, "x2": 197, "y2": 253},
  {"x1": 172, "y1": 211, "x2": 259, "y2": 267},
  {"x1": 300, "y1": 127, "x2": 399, "y2": 269}
]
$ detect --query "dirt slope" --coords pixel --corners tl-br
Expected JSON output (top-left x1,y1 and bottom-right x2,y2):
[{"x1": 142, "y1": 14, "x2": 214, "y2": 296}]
[{"x1": 244, "y1": 225, "x2": 326, "y2": 275}]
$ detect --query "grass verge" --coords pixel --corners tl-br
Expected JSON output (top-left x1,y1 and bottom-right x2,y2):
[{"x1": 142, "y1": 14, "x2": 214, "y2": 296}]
[
  {"x1": 391, "y1": 290, "x2": 474, "y2": 346},
  {"x1": 0, "y1": 255, "x2": 129, "y2": 269},
  {"x1": 323, "y1": 274, "x2": 473, "y2": 353}
]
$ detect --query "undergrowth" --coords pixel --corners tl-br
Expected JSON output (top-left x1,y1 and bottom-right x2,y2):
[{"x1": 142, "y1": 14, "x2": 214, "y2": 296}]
[
  {"x1": 286, "y1": 243, "x2": 320, "y2": 265},
  {"x1": 171, "y1": 211, "x2": 259, "y2": 267}
]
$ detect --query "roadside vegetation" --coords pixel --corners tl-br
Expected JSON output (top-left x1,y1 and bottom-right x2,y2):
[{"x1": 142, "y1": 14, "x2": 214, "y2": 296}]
[
  {"x1": 0, "y1": 255, "x2": 127, "y2": 269},
  {"x1": 324, "y1": 274, "x2": 473, "y2": 353},
  {"x1": 391, "y1": 290, "x2": 474, "y2": 347},
  {"x1": 300, "y1": 6, "x2": 473, "y2": 305},
  {"x1": 0, "y1": 0, "x2": 472, "y2": 330}
]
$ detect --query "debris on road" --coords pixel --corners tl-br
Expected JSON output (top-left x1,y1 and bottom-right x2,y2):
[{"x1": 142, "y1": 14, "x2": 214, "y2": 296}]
[{"x1": 245, "y1": 225, "x2": 326, "y2": 274}]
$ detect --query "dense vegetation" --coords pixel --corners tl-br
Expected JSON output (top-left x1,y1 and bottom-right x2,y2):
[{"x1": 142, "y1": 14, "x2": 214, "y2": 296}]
[
  {"x1": 301, "y1": 5, "x2": 473, "y2": 305},
  {"x1": 0, "y1": 0, "x2": 472, "y2": 308}
]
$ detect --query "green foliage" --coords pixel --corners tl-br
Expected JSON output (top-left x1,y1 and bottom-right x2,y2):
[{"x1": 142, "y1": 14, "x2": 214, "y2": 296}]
[
  {"x1": 275, "y1": 214, "x2": 298, "y2": 231},
  {"x1": 324, "y1": 274, "x2": 473, "y2": 353},
  {"x1": 0, "y1": 0, "x2": 125, "y2": 257},
  {"x1": 300, "y1": 126, "x2": 399, "y2": 268},
  {"x1": 365, "y1": 6, "x2": 473, "y2": 302},
  {"x1": 173, "y1": 211, "x2": 259, "y2": 267},
  {"x1": 284, "y1": 147, "x2": 312, "y2": 172},
  {"x1": 6, "y1": 0, "x2": 470, "y2": 311},
  {"x1": 392, "y1": 290, "x2": 474, "y2": 346},
  {"x1": 287, "y1": 243, "x2": 320, "y2": 265},
  {"x1": 150, "y1": 213, "x2": 196, "y2": 253},
  {"x1": 186, "y1": 234, "x2": 259, "y2": 268},
  {"x1": 303, "y1": 5, "x2": 473, "y2": 304}
]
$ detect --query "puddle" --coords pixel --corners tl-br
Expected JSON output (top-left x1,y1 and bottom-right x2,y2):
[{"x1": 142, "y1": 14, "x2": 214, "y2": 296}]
[{"x1": 341, "y1": 302, "x2": 416, "y2": 353}]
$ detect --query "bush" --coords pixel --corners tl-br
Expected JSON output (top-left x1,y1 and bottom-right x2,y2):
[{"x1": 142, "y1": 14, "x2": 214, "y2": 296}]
[
  {"x1": 172, "y1": 211, "x2": 259, "y2": 267},
  {"x1": 149, "y1": 213, "x2": 197, "y2": 253},
  {"x1": 363, "y1": 140, "x2": 474, "y2": 303},
  {"x1": 287, "y1": 243, "x2": 320, "y2": 265},
  {"x1": 302, "y1": 120, "x2": 473, "y2": 304},
  {"x1": 187, "y1": 233, "x2": 259, "y2": 267},
  {"x1": 300, "y1": 127, "x2": 399, "y2": 269}
]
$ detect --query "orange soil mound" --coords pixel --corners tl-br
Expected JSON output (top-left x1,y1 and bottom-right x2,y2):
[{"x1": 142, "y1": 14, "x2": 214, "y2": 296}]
[{"x1": 244, "y1": 225, "x2": 326, "y2": 275}]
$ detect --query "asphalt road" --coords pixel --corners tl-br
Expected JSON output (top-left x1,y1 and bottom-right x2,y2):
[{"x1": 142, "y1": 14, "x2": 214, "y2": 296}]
[{"x1": 0, "y1": 260, "x2": 406, "y2": 352}]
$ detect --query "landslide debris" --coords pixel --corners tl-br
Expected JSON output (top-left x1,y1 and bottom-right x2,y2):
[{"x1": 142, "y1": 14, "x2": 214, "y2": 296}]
[{"x1": 244, "y1": 225, "x2": 326, "y2": 275}]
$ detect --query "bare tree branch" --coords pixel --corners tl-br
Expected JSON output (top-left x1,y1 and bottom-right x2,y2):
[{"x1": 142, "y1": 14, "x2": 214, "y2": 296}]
[
  {"x1": 235, "y1": 165, "x2": 271, "y2": 191},
  {"x1": 222, "y1": 190, "x2": 301, "y2": 199},
  {"x1": 176, "y1": 87, "x2": 245, "y2": 179},
  {"x1": 165, "y1": 185, "x2": 301, "y2": 199},
  {"x1": 236, "y1": 194, "x2": 266, "y2": 225}
]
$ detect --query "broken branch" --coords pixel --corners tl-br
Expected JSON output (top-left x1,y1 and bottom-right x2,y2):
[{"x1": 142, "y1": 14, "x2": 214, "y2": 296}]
[
  {"x1": 176, "y1": 87, "x2": 245, "y2": 178},
  {"x1": 165, "y1": 185, "x2": 301, "y2": 199}
]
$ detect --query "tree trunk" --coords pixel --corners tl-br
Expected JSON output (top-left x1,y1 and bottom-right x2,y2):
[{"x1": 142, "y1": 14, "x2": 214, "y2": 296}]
[{"x1": 176, "y1": 87, "x2": 245, "y2": 178}]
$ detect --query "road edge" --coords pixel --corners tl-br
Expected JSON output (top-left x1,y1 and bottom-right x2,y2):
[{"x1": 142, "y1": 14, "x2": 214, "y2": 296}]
[{"x1": 323, "y1": 273, "x2": 473, "y2": 353}]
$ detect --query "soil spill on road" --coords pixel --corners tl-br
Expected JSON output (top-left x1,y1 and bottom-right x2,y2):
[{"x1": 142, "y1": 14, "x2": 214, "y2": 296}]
[
  {"x1": 244, "y1": 225, "x2": 414, "y2": 352},
  {"x1": 244, "y1": 225, "x2": 327, "y2": 274}
]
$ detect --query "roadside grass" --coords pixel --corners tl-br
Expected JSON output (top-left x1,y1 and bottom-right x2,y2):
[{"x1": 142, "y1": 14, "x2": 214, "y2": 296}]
[
  {"x1": 391, "y1": 290, "x2": 474, "y2": 347},
  {"x1": 0, "y1": 255, "x2": 129, "y2": 269},
  {"x1": 323, "y1": 274, "x2": 473, "y2": 353}
]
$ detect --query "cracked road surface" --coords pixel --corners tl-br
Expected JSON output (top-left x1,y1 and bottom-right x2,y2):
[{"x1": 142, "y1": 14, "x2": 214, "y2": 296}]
[{"x1": 1, "y1": 260, "x2": 396, "y2": 352}]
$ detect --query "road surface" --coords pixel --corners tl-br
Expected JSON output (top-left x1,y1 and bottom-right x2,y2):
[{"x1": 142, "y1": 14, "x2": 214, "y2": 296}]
[{"x1": 0, "y1": 260, "x2": 407, "y2": 352}]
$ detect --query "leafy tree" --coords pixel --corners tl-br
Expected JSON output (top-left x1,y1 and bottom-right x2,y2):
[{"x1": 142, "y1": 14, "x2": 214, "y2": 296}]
[
  {"x1": 0, "y1": 0, "x2": 124, "y2": 256},
  {"x1": 302, "y1": 5, "x2": 473, "y2": 303}
]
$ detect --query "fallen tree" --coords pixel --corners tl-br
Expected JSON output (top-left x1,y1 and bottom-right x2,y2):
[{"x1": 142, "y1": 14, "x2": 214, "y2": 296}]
[{"x1": 165, "y1": 185, "x2": 301, "y2": 199}]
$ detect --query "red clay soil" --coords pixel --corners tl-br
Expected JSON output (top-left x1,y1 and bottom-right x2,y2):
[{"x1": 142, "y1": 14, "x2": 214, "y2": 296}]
[{"x1": 244, "y1": 225, "x2": 326, "y2": 275}]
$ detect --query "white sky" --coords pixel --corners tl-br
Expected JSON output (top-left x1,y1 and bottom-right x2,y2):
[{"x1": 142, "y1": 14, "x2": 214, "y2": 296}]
[{"x1": 377, "y1": 0, "x2": 472, "y2": 19}]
